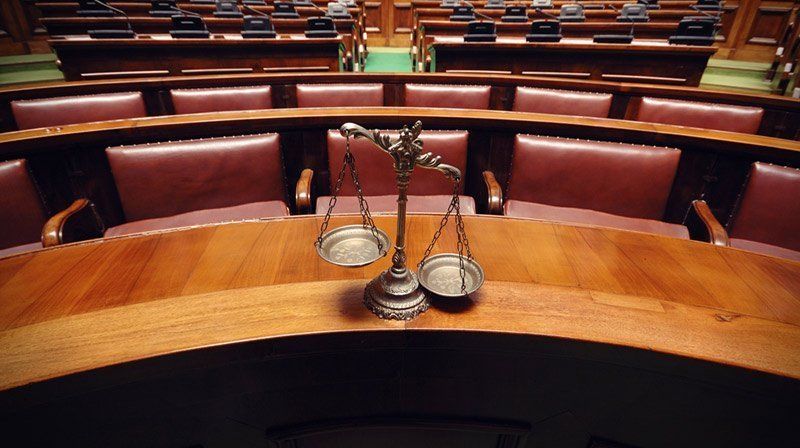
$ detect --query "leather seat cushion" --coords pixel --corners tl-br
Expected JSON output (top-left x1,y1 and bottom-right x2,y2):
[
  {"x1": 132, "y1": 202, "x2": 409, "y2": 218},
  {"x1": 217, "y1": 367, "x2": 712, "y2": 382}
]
[
  {"x1": 728, "y1": 162, "x2": 800, "y2": 252},
  {"x1": 104, "y1": 201, "x2": 289, "y2": 237},
  {"x1": 11, "y1": 92, "x2": 147, "y2": 130},
  {"x1": 635, "y1": 97, "x2": 764, "y2": 134},
  {"x1": 0, "y1": 159, "x2": 47, "y2": 250},
  {"x1": 316, "y1": 195, "x2": 476, "y2": 214},
  {"x1": 513, "y1": 87, "x2": 612, "y2": 118},
  {"x1": 170, "y1": 86, "x2": 273, "y2": 114},
  {"x1": 729, "y1": 238, "x2": 800, "y2": 263},
  {"x1": 327, "y1": 130, "x2": 469, "y2": 196},
  {"x1": 296, "y1": 83, "x2": 384, "y2": 107},
  {"x1": 508, "y1": 134, "x2": 680, "y2": 220},
  {"x1": 107, "y1": 133, "x2": 286, "y2": 222},
  {"x1": 0, "y1": 242, "x2": 42, "y2": 259},
  {"x1": 404, "y1": 84, "x2": 491, "y2": 109},
  {"x1": 504, "y1": 200, "x2": 689, "y2": 239}
]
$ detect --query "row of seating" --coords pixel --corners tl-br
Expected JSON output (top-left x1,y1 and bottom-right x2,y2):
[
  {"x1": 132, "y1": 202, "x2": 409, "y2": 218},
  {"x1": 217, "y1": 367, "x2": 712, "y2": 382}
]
[
  {"x1": 8, "y1": 83, "x2": 765, "y2": 134},
  {"x1": 2, "y1": 130, "x2": 798, "y2": 262}
]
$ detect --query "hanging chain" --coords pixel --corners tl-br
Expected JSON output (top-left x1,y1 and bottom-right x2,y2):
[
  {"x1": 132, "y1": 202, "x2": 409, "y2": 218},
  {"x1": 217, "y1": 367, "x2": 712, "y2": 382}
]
[
  {"x1": 315, "y1": 134, "x2": 386, "y2": 256},
  {"x1": 417, "y1": 180, "x2": 472, "y2": 295}
]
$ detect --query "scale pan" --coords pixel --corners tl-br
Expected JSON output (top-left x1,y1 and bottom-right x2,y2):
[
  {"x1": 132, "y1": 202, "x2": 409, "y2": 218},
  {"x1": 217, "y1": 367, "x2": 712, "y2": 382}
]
[
  {"x1": 418, "y1": 253, "x2": 485, "y2": 297},
  {"x1": 316, "y1": 225, "x2": 390, "y2": 267}
]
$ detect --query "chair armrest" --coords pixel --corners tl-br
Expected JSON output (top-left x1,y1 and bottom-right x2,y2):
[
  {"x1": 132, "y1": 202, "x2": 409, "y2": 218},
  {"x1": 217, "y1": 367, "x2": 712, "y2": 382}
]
[
  {"x1": 483, "y1": 170, "x2": 503, "y2": 215},
  {"x1": 686, "y1": 199, "x2": 729, "y2": 246},
  {"x1": 42, "y1": 198, "x2": 103, "y2": 247},
  {"x1": 295, "y1": 168, "x2": 315, "y2": 214}
]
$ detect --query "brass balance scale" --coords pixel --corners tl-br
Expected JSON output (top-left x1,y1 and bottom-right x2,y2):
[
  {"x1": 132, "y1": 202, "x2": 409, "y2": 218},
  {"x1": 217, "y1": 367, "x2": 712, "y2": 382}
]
[{"x1": 315, "y1": 121, "x2": 485, "y2": 320}]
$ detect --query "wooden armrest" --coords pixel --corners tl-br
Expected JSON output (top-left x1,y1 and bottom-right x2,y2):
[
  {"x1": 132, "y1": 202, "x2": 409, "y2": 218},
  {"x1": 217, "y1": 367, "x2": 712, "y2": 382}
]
[
  {"x1": 483, "y1": 170, "x2": 503, "y2": 215},
  {"x1": 686, "y1": 199, "x2": 729, "y2": 247},
  {"x1": 295, "y1": 168, "x2": 315, "y2": 214},
  {"x1": 42, "y1": 198, "x2": 99, "y2": 247}
]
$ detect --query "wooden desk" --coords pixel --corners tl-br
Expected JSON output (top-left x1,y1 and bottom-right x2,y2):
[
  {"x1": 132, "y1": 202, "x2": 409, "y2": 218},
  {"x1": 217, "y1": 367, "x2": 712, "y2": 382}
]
[
  {"x1": 49, "y1": 35, "x2": 345, "y2": 80},
  {"x1": 0, "y1": 215, "x2": 798, "y2": 446},
  {"x1": 428, "y1": 37, "x2": 717, "y2": 86}
]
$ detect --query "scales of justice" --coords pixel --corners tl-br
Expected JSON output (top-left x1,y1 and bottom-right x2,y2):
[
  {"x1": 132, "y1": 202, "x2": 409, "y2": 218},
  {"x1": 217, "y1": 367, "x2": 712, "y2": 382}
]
[{"x1": 314, "y1": 121, "x2": 484, "y2": 320}]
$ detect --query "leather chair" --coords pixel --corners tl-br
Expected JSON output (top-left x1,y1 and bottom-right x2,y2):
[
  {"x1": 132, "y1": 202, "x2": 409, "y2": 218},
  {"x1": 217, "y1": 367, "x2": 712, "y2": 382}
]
[
  {"x1": 512, "y1": 87, "x2": 613, "y2": 118},
  {"x1": 170, "y1": 86, "x2": 273, "y2": 114},
  {"x1": 486, "y1": 134, "x2": 690, "y2": 239},
  {"x1": 723, "y1": 162, "x2": 800, "y2": 261},
  {"x1": 296, "y1": 83, "x2": 384, "y2": 107},
  {"x1": 0, "y1": 159, "x2": 93, "y2": 257},
  {"x1": 299, "y1": 130, "x2": 475, "y2": 215},
  {"x1": 634, "y1": 97, "x2": 764, "y2": 134},
  {"x1": 104, "y1": 134, "x2": 289, "y2": 237},
  {"x1": 11, "y1": 92, "x2": 147, "y2": 130},
  {"x1": 404, "y1": 84, "x2": 491, "y2": 109}
]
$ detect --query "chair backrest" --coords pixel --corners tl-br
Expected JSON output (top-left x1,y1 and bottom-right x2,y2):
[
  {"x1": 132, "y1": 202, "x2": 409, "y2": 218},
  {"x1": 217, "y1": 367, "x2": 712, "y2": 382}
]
[
  {"x1": 634, "y1": 97, "x2": 764, "y2": 134},
  {"x1": 512, "y1": 87, "x2": 612, "y2": 118},
  {"x1": 508, "y1": 135, "x2": 680, "y2": 220},
  {"x1": 11, "y1": 92, "x2": 147, "y2": 130},
  {"x1": 170, "y1": 86, "x2": 273, "y2": 114},
  {"x1": 106, "y1": 134, "x2": 286, "y2": 222},
  {"x1": 620, "y1": 3, "x2": 648, "y2": 19},
  {"x1": 404, "y1": 84, "x2": 491, "y2": 109},
  {"x1": 559, "y1": 4, "x2": 585, "y2": 20},
  {"x1": 326, "y1": 130, "x2": 469, "y2": 196},
  {"x1": 296, "y1": 83, "x2": 384, "y2": 107},
  {"x1": 728, "y1": 162, "x2": 800, "y2": 252},
  {"x1": 0, "y1": 159, "x2": 47, "y2": 249}
]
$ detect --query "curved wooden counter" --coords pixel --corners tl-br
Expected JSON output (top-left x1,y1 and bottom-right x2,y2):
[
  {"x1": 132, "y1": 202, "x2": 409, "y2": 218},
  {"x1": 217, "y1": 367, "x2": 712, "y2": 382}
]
[{"x1": 2, "y1": 215, "x2": 799, "y2": 446}]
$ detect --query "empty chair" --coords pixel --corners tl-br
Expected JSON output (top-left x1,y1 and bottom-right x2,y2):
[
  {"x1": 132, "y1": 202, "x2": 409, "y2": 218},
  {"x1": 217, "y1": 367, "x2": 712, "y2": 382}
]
[
  {"x1": 559, "y1": 4, "x2": 585, "y2": 22},
  {"x1": 634, "y1": 97, "x2": 764, "y2": 134},
  {"x1": 0, "y1": 159, "x2": 48, "y2": 257},
  {"x1": 11, "y1": 92, "x2": 146, "y2": 130},
  {"x1": 512, "y1": 86, "x2": 612, "y2": 118},
  {"x1": 170, "y1": 86, "x2": 273, "y2": 114},
  {"x1": 104, "y1": 134, "x2": 289, "y2": 237},
  {"x1": 617, "y1": 3, "x2": 649, "y2": 22},
  {"x1": 296, "y1": 83, "x2": 384, "y2": 107},
  {"x1": 404, "y1": 84, "x2": 491, "y2": 109},
  {"x1": 310, "y1": 130, "x2": 475, "y2": 214},
  {"x1": 493, "y1": 135, "x2": 688, "y2": 238},
  {"x1": 723, "y1": 163, "x2": 800, "y2": 261}
]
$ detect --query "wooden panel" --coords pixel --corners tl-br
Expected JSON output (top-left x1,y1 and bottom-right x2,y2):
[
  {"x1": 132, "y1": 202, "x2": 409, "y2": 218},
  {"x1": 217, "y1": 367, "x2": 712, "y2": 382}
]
[{"x1": 747, "y1": 6, "x2": 794, "y2": 45}]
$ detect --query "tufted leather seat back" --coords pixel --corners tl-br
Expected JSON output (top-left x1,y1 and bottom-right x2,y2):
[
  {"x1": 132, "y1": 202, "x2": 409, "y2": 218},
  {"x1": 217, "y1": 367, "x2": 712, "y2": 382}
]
[
  {"x1": 634, "y1": 97, "x2": 764, "y2": 134},
  {"x1": 508, "y1": 135, "x2": 681, "y2": 220},
  {"x1": 728, "y1": 162, "x2": 800, "y2": 252},
  {"x1": 326, "y1": 130, "x2": 469, "y2": 196},
  {"x1": 170, "y1": 86, "x2": 273, "y2": 114},
  {"x1": 404, "y1": 84, "x2": 491, "y2": 109},
  {"x1": 296, "y1": 84, "x2": 384, "y2": 107},
  {"x1": 11, "y1": 92, "x2": 147, "y2": 130},
  {"x1": 0, "y1": 159, "x2": 47, "y2": 249},
  {"x1": 512, "y1": 87, "x2": 613, "y2": 118},
  {"x1": 107, "y1": 134, "x2": 286, "y2": 222}
]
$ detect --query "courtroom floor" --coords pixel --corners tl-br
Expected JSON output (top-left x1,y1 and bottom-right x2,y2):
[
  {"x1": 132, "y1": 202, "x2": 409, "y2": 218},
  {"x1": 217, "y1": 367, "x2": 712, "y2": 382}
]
[{"x1": 0, "y1": 49, "x2": 781, "y2": 97}]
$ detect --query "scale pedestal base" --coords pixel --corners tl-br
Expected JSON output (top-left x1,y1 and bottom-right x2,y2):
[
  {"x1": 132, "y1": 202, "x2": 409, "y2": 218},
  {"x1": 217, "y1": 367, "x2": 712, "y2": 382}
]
[{"x1": 364, "y1": 269, "x2": 430, "y2": 320}]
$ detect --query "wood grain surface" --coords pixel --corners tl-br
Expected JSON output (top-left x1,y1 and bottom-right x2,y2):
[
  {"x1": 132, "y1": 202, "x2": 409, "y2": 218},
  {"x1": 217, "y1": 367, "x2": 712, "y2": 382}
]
[{"x1": 1, "y1": 214, "x2": 798, "y2": 392}]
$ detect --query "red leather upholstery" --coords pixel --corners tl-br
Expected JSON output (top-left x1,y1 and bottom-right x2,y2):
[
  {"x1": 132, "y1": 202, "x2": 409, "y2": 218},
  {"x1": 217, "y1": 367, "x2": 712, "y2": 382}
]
[
  {"x1": 404, "y1": 84, "x2": 491, "y2": 109},
  {"x1": 326, "y1": 130, "x2": 469, "y2": 197},
  {"x1": 107, "y1": 134, "x2": 288, "y2": 223},
  {"x1": 727, "y1": 162, "x2": 800, "y2": 254},
  {"x1": 729, "y1": 238, "x2": 800, "y2": 263},
  {"x1": 634, "y1": 97, "x2": 764, "y2": 134},
  {"x1": 104, "y1": 201, "x2": 288, "y2": 237},
  {"x1": 316, "y1": 195, "x2": 476, "y2": 215},
  {"x1": 0, "y1": 242, "x2": 42, "y2": 259},
  {"x1": 503, "y1": 200, "x2": 689, "y2": 239},
  {"x1": 512, "y1": 87, "x2": 612, "y2": 118},
  {"x1": 11, "y1": 92, "x2": 147, "y2": 130},
  {"x1": 170, "y1": 86, "x2": 273, "y2": 114},
  {"x1": 296, "y1": 84, "x2": 384, "y2": 107},
  {"x1": 508, "y1": 135, "x2": 681, "y2": 220},
  {"x1": 0, "y1": 159, "x2": 46, "y2": 253}
]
